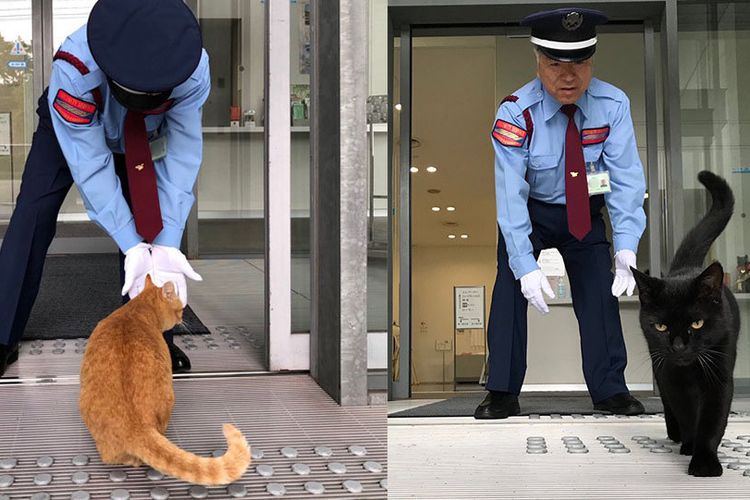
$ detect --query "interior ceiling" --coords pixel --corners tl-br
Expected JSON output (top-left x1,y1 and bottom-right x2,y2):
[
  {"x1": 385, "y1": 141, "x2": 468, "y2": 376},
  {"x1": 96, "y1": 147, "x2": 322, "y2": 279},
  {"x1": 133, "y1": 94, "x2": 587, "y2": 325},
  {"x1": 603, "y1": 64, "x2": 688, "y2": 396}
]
[{"x1": 410, "y1": 36, "x2": 502, "y2": 248}]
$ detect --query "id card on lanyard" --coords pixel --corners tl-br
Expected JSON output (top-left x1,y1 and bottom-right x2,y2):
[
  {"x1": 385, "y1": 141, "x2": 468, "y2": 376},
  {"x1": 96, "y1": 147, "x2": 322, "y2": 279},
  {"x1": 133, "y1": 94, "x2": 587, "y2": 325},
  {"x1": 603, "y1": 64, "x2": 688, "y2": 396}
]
[{"x1": 586, "y1": 162, "x2": 612, "y2": 195}]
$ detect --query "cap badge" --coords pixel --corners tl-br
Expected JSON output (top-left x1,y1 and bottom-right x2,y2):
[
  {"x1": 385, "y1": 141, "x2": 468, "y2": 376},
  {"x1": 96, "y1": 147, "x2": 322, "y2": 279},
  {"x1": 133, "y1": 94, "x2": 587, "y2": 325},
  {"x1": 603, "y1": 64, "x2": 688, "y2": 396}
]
[
  {"x1": 135, "y1": 163, "x2": 145, "y2": 171},
  {"x1": 562, "y1": 12, "x2": 583, "y2": 31}
]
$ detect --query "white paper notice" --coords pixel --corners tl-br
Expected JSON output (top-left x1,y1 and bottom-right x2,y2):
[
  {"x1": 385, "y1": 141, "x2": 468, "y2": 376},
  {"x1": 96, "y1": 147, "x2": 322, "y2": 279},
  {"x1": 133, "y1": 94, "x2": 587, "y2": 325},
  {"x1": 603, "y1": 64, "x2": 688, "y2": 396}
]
[{"x1": 537, "y1": 248, "x2": 566, "y2": 277}]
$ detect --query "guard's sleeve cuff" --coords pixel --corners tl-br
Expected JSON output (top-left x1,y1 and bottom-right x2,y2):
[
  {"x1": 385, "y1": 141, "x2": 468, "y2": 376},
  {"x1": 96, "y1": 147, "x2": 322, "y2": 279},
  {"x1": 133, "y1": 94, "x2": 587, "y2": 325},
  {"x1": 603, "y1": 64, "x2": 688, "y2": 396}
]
[
  {"x1": 613, "y1": 234, "x2": 640, "y2": 255},
  {"x1": 510, "y1": 254, "x2": 540, "y2": 281},
  {"x1": 152, "y1": 223, "x2": 185, "y2": 248},
  {"x1": 110, "y1": 220, "x2": 142, "y2": 253}
]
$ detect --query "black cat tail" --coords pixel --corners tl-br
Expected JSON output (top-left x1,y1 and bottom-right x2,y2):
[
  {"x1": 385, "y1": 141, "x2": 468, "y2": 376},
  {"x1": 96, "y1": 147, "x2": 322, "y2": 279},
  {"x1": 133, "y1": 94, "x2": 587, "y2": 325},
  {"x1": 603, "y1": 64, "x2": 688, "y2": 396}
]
[{"x1": 669, "y1": 170, "x2": 734, "y2": 274}]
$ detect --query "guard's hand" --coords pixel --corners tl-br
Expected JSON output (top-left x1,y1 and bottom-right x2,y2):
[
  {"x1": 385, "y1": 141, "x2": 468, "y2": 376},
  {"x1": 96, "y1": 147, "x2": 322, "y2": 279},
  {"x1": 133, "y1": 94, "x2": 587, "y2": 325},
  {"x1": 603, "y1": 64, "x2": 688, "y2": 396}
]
[
  {"x1": 612, "y1": 249, "x2": 637, "y2": 297},
  {"x1": 520, "y1": 269, "x2": 555, "y2": 314},
  {"x1": 121, "y1": 242, "x2": 153, "y2": 299},
  {"x1": 151, "y1": 245, "x2": 202, "y2": 307}
]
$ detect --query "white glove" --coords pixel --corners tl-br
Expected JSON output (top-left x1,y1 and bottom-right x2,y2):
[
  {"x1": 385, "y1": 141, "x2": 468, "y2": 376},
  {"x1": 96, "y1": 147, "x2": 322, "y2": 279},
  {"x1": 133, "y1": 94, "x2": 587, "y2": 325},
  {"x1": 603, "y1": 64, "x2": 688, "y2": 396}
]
[
  {"x1": 121, "y1": 242, "x2": 153, "y2": 299},
  {"x1": 612, "y1": 249, "x2": 637, "y2": 297},
  {"x1": 520, "y1": 269, "x2": 555, "y2": 314},
  {"x1": 151, "y1": 245, "x2": 202, "y2": 307}
]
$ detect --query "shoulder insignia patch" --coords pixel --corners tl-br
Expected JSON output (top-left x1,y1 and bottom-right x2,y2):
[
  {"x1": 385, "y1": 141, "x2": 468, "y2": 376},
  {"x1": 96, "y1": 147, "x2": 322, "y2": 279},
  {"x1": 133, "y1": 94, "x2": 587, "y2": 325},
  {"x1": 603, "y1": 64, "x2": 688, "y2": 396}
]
[
  {"x1": 53, "y1": 89, "x2": 96, "y2": 124},
  {"x1": 492, "y1": 119, "x2": 527, "y2": 147},
  {"x1": 581, "y1": 126, "x2": 610, "y2": 145}
]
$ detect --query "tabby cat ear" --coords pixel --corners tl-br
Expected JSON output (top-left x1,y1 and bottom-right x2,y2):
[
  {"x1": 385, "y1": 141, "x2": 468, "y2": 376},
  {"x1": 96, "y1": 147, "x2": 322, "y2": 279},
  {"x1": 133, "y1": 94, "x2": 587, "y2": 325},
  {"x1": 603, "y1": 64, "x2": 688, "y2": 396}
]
[
  {"x1": 631, "y1": 266, "x2": 661, "y2": 303},
  {"x1": 161, "y1": 281, "x2": 177, "y2": 300},
  {"x1": 697, "y1": 261, "x2": 724, "y2": 301},
  {"x1": 145, "y1": 274, "x2": 154, "y2": 288}
]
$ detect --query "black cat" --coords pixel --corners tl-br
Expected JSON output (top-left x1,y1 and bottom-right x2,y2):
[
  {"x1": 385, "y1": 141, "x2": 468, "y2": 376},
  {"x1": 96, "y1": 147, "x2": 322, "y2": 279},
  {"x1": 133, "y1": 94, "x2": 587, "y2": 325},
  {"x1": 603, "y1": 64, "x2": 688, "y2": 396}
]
[{"x1": 632, "y1": 170, "x2": 740, "y2": 477}]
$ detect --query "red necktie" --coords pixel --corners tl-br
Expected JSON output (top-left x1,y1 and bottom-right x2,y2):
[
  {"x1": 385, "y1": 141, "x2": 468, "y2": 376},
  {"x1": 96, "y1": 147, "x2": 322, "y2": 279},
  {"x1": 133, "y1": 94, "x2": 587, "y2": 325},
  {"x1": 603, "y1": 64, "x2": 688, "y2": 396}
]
[
  {"x1": 561, "y1": 104, "x2": 590, "y2": 240},
  {"x1": 124, "y1": 110, "x2": 163, "y2": 242}
]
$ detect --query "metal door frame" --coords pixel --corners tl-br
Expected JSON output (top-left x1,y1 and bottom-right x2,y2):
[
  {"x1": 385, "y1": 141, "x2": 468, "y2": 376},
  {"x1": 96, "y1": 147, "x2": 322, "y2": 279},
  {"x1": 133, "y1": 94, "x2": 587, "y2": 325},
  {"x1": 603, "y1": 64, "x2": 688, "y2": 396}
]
[{"x1": 388, "y1": 0, "x2": 682, "y2": 400}]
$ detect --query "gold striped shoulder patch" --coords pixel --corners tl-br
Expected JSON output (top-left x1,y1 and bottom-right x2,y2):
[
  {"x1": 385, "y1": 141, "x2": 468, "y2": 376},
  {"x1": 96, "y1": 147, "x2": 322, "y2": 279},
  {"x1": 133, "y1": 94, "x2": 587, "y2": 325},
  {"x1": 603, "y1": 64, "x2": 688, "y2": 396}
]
[{"x1": 492, "y1": 119, "x2": 527, "y2": 147}]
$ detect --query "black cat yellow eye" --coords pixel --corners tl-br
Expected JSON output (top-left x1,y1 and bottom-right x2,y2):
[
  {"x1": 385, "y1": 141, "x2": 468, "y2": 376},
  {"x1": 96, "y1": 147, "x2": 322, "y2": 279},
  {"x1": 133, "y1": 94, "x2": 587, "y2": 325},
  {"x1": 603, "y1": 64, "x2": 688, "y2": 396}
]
[
  {"x1": 654, "y1": 323, "x2": 668, "y2": 332},
  {"x1": 691, "y1": 319, "x2": 704, "y2": 329}
]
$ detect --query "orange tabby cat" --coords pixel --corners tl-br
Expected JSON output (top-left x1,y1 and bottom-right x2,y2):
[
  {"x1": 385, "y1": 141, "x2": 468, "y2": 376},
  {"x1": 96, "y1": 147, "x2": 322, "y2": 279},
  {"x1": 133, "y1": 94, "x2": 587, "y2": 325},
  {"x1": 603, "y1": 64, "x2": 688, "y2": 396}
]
[{"x1": 79, "y1": 275, "x2": 251, "y2": 485}]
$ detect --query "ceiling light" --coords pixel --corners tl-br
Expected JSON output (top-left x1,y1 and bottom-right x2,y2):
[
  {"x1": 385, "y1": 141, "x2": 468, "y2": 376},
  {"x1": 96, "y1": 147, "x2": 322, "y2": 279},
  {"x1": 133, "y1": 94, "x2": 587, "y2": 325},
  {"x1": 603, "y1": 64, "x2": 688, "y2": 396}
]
[
  {"x1": 395, "y1": 103, "x2": 402, "y2": 111},
  {"x1": 431, "y1": 207, "x2": 440, "y2": 212},
  {"x1": 446, "y1": 206, "x2": 456, "y2": 211},
  {"x1": 426, "y1": 166, "x2": 438, "y2": 173},
  {"x1": 410, "y1": 166, "x2": 419, "y2": 173},
  {"x1": 460, "y1": 234, "x2": 469, "y2": 239},
  {"x1": 448, "y1": 234, "x2": 456, "y2": 239}
]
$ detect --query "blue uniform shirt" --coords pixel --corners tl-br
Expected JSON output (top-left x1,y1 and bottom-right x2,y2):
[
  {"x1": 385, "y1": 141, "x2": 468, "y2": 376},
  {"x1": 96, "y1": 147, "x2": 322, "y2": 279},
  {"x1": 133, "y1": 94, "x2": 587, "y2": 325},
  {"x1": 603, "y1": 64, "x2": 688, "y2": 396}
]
[
  {"x1": 492, "y1": 77, "x2": 646, "y2": 279},
  {"x1": 48, "y1": 25, "x2": 210, "y2": 253}
]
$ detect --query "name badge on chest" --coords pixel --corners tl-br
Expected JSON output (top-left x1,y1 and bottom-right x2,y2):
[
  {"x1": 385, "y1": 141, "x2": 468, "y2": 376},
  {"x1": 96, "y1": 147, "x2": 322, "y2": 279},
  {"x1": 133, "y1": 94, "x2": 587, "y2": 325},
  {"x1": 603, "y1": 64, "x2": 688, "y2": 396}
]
[
  {"x1": 149, "y1": 135, "x2": 167, "y2": 161},
  {"x1": 586, "y1": 162, "x2": 611, "y2": 195}
]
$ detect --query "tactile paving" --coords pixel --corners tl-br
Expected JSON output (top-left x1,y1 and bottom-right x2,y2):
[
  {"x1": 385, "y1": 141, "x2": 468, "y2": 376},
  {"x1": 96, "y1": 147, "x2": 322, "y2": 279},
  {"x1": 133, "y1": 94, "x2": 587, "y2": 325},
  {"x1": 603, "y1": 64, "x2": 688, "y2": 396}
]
[{"x1": 0, "y1": 374, "x2": 386, "y2": 499}]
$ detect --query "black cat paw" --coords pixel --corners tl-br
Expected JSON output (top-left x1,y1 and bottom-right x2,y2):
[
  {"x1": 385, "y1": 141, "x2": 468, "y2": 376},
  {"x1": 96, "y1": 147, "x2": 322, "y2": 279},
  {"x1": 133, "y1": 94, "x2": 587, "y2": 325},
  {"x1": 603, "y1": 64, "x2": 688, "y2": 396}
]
[
  {"x1": 668, "y1": 430, "x2": 682, "y2": 443},
  {"x1": 688, "y1": 453, "x2": 723, "y2": 477},
  {"x1": 679, "y1": 442, "x2": 693, "y2": 455}
]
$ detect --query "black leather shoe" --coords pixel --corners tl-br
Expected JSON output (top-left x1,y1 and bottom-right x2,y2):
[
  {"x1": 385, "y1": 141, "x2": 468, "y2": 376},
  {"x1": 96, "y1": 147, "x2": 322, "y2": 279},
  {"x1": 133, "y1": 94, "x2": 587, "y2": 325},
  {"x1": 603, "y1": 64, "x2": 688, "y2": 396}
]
[
  {"x1": 474, "y1": 391, "x2": 521, "y2": 419},
  {"x1": 0, "y1": 344, "x2": 20, "y2": 377},
  {"x1": 167, "y1": 342, "x2": 191, "y2": 373},
  {"x1": 593, "y1": 393, "x2": 645, "y2": 415}
]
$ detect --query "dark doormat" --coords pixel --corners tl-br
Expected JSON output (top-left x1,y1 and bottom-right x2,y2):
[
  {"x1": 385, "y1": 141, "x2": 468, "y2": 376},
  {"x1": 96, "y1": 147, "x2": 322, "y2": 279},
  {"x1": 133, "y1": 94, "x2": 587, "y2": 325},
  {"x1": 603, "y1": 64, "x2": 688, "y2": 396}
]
[
  {"x1": 22, "y1": 253, "x2": 210, "y2": 340},
  {"x1": 389, "y1": 393, "x2": 665, "y2": 418}
]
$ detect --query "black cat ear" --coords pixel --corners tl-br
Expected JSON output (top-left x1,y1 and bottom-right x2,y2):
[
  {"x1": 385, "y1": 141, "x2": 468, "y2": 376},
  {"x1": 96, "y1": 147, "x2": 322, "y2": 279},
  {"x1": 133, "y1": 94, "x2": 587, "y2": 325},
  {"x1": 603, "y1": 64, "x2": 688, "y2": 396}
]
[
  {"x1": 631, "y1": 266, "x2": 661, "y2": 302},
  {"x1": 697, "y1": 261, "x2": 724, "y2": 300}
]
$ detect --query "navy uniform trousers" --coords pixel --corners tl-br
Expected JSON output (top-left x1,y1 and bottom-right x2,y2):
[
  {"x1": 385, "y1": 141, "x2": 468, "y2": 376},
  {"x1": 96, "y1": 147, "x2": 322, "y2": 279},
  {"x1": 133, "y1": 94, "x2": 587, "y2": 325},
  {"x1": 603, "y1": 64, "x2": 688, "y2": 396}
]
[
  {"x1": 486, "y1": 195, "x2": 628, "y2": 403},
  {"x1": 0, "y1": 89, "x2": 174, "y2": 349}
]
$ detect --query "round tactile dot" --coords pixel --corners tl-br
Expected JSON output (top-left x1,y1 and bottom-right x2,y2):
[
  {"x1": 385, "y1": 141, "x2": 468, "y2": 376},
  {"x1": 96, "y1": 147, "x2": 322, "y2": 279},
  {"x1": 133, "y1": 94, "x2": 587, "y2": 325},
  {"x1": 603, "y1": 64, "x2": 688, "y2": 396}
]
[
  {"x1": 597, "y1": 436, "x2": 616, "y2": 441},
  {"x1": 343, "y1": 480, "x2": 363, "y2": 494},
  {"x1": 642, "y1": 443, "x2": 662, "y2": 449},
  {"x1": 380, "y1": 479, "x2": 388, "y2": 489},
  {"x1": 315, "y1": 447, "x2": 333, "y2": 457},
  {"x1": 293, "y1": 463, "x2": 312, "y2": 475},
  {"x1": 650, "y1": 447, "x2": 672, "y2": 453},
  {"x1": 147, "y1": 469, "x2": 164, "y2": 481},
  {"x1": 281, "y1": 447, "x2": 298, "y2": 458},
  {"x1": 527, "y1": 436, "x2": 545, "y2": 441},
  {"x1": 257, "y1": 465, "x2": 274, "y2": 477},
  {"x1": 110, "y1": 470, "x2": 128, "y2": 482},
  {"x1": 229, "y1": 344, "x2": 241, "y2": 349},
  {"x1": 0, "y1": 459, "x2": 16, "y2": 470},
  {"x1": 72, "y1": 471, "x2": 90, "y2": 484},
  {"x1": 609, "y1": 447, "x2": 631, "y2": 453},
  {"x1": 737, "y1": 435, "x2": 750, "y2": 441},
  {"x1": 305, "y1": 481, "x2": 325, "y2": 495},
  {"x1": 30, "y1": 349, "x2": 42, "y2": 355},
  {"x1": 744, "y1": 469, "x2": 750, "y2": 477},
  {"x1": 527, "y1": 448, "x2": 547, "y2": 454},
  {"x1": 346, "y1": 445, "x2": 366, "y2": 457},
  {"x1": 526, "y1": 444, "x2": 547, "y2": 450},
  {"x1": 37, "y1": 456, "x2": 54, "y2": 468},
  {"x1": 31, "y1": 494, "x2": 50, "y2": 500},
  {"x1": 212, "y1": 449, "x2": 226, "y2": 458},
  {"x1": 727, "y1": 462, "x2": 750, "y2": 470},
  {"x1": 185, "y1": 345, "x2": 197, "y2": 351},
  {"x1": 328, "y1": 462, "x2": 347, "y2": 474},
  {"x1": 52, "y1": 348, "x2": 65, "y2": 354},
  {"x1": 604, "y1": 443, "x2": 626, "y2": 449},
  {"x1": 207, "y1": 344, "x2": 219, "y2": 350},
  {"x1": 150, "y1": 488, "x2": 169, "y2": 500},
  {"x1": 72, "y1": 455, "x2": 89, "y2": 466},
  {"x1": 34, "y1": 473, "x2": 53, "y2": 486},
  {"x1": 722, "y1": 442, "x2": 741, "y2": 448},
  {"x1": 567, "y1": 448, "x2": 589, "y2": 454},
  {"x1": 251, "y1": 449, "x2": 264, "y2": 460},
  {"x1": 189, "y1": 486, "x2": 208, "y2": 498},
  {"x1": 735, "y1": 446, "x2": 750, "y2": 453},
  {"x1": 720, "y1": 457, "x2": 740, "y2": 464},
  {"x1": 228, "y1": 483, "x2": 248, "y2": 497},
  {"x1": 363, "y1": 461, "x2": 383, "y2": 473},
  {"x1": 71, "y1": 491, "x2": 91, "y2": 500},
  {"x1": 111, "y1": 489, "x2": 130, "y2": 500},
  {"x1": 0, "y1": 475, "x2": 13, "y2": 487},
  {"x1": 266, "y1": 483, "x2": 286, "y2": 496},
  {"x1": 632, "y1": 436, "x2": 650, "y2": 441}
]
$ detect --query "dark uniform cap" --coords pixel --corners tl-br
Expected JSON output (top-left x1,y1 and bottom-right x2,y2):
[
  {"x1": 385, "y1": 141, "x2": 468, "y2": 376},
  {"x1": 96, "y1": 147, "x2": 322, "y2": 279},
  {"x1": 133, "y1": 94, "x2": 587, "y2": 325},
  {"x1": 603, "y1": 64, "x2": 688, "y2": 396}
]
[
  {"x1": 87, "y1": 0, "x2": 203, "y2": 94},
  {"x1": 521, "y1": 8, "x2": 608, "y2": 62}
]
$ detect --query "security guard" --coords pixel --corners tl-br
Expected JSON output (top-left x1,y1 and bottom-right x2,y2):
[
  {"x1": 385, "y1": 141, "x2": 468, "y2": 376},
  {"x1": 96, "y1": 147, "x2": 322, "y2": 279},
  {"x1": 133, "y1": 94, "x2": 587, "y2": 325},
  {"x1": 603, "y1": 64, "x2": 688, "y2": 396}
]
[
  {"x1": 0, "y1": 0, "x2": 209, "y2": 376},
  {"x1": 475, "y1": 8, "x2": 647, "y2": 419}
]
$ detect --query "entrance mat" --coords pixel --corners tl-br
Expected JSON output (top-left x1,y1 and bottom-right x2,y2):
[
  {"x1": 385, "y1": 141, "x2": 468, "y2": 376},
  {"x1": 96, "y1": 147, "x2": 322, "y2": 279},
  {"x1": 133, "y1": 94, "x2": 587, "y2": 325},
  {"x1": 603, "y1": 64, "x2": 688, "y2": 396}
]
[{"x1": 23, "y1": 253, "x2": 209, "y2": 340}]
